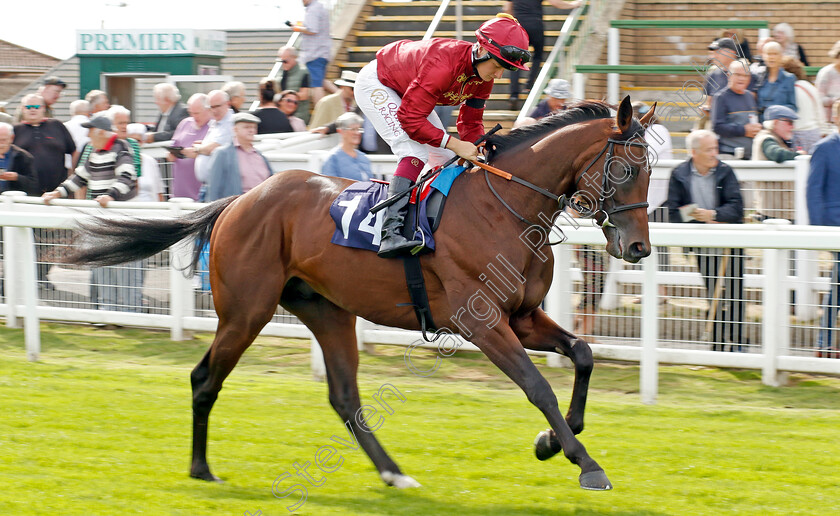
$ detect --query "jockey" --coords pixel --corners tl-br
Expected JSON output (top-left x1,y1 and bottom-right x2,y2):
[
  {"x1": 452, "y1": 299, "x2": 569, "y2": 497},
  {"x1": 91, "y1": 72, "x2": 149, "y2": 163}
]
[{"x1": 355, "y1": 13, "x2": 531, "y2": 258}]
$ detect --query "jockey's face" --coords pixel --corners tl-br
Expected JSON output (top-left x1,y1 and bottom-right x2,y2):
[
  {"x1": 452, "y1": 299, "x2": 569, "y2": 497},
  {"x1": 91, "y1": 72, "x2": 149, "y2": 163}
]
[{"x1": 474, "y1": 49, "x2": 507, "y2": 82}]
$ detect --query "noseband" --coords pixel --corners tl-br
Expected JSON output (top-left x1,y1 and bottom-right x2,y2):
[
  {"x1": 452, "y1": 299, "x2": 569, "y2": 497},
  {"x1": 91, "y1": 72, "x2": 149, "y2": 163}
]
[{"x1": 481, "y1": 136, "x2": 650, "y2": 233}]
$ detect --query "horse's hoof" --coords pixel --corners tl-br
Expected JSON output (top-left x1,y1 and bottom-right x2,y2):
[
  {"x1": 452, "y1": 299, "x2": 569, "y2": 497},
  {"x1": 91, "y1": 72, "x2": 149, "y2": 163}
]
[
  {"x1": 534, "y1": 429, "x2": 562, "y2": 461},
  {"x1": 190, "y1": 470, "x2": 223, "y2": 483},
  {"x1": 579, "y1": 470, "x2": 612, "y2": 491},
  {"x1": 381, "y1": 471, "x2": 421, "y2": 488}
]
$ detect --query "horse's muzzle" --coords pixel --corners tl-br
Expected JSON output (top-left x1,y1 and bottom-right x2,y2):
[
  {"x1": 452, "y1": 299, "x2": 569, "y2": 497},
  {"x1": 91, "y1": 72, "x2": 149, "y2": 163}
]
[{"x1": 624, "y1": 241, "x2": 651, "y2": 263}]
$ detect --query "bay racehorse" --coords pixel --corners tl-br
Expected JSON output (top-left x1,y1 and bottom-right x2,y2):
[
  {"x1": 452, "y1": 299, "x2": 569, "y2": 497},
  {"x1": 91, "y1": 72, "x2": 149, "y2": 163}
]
[{"x1": 67, "y1": 97, "x2": 655, "y2": 491}]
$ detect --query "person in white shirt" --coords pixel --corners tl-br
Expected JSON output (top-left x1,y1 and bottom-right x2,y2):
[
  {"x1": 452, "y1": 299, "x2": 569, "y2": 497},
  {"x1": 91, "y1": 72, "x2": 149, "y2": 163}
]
[
  {"x1": 64, "y1": 99, "x2": 90, "y2": 168},
  {"x1": 782, "y1": 56, "x2": 827, "y2": 153},
  {"x1": 184, "y1": 90, "x2": 234, "y2": 189}
]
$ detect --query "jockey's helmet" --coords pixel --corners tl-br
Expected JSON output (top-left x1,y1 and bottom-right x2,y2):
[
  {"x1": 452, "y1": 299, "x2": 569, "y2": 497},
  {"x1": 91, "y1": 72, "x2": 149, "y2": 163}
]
[{"x1": 474, "y1": 14, "x2": 531, "y2": 71}]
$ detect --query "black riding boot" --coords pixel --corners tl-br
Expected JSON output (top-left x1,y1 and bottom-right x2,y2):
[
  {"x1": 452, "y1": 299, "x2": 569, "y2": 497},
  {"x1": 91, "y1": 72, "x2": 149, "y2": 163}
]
[{"x1": 378, "y1": 176, "x2": 422, "y2": 258}]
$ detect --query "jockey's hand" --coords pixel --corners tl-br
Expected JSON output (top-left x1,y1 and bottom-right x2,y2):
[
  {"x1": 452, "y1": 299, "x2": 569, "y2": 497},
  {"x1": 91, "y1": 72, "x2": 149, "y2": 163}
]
[{"x1": 446, "y1": 138, "x2": 478, "y2": 163}]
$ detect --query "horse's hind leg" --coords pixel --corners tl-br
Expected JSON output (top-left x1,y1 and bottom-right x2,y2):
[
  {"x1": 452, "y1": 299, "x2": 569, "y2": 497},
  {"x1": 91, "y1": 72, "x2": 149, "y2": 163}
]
[
  {"x1": 511, "y1": 309, "x2": 593, "y2": 461},
  {"x1": 190, "y1": 283, "x2": 280, "y2": 482},
  {"x1": 281, "y1": 285, "x2": 419, "y2": 488}
]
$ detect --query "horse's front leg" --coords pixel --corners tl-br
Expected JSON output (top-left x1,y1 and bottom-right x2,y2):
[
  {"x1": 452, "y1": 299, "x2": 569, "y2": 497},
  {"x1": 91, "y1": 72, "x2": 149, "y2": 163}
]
[
  {"x1": 468, "y1": 318, "x2": 611, "y2": 490},
  {"x1": 510, "y1": 309, "x2": 593, "y2": 461},
  {"x1": 511, "y1": 309, "x2": 592, "y2": 435}
]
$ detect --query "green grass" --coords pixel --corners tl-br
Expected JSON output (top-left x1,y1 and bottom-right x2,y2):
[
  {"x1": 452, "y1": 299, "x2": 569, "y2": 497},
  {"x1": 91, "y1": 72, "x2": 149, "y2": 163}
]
[{"x1": 1, "y1": 322, "x2": 840, "y2": 515}]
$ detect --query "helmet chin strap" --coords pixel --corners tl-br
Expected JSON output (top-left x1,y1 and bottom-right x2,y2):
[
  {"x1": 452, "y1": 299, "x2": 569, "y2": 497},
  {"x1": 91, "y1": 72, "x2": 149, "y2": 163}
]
[{"x1": 472, "y1": 43, "x2": 492, "y2": 73}]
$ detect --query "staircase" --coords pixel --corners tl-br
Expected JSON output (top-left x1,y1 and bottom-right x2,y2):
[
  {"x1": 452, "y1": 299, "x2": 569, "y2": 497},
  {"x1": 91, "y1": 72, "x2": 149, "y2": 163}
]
[{"x1": 333, "y1": 0, "x2": 578, "y2": 131}]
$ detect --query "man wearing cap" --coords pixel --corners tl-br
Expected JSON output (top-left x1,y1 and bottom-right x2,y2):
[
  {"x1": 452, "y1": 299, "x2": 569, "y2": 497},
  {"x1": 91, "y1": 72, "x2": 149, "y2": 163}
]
[
  {"x1": 309, "y1": 71, "x2": 358, "y2": 130},
  {"x1": 751, "y1": 104, "x2": 804, "y2": 222},
  {"x1": 204, "y1": 112, "x2": 273, "y2": 202},
  {"x1": 42, "y1": 114, "x2": 137, "y2": 207},
  {"x1": 752, "y1": 105, "x2": 804, "y2": 162},
  {"x1": 528, "y1": 78, "x2": 572, "y2": 119},
  {"x1": 40, "y1": 76, "x2": 66, "y2": 119}
]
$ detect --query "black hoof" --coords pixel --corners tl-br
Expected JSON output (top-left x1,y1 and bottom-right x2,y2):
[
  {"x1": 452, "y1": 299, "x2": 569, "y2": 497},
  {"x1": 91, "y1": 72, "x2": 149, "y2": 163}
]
[
  {"x1": 579, "y1": 470, "x2": 612, "y2": 490},
  {"x1": 534, "y1": 429, "x2": 562, "y2": 461},
  {"x1": 190, "y1": 469, "x2": 223, "y2": 483}
]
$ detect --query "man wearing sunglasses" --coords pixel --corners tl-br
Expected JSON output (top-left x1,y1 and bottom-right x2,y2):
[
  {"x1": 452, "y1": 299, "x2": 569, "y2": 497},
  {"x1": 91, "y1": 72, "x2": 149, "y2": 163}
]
[{"x1": 355, "y1": 13, "x2": 531, "y2": 258}]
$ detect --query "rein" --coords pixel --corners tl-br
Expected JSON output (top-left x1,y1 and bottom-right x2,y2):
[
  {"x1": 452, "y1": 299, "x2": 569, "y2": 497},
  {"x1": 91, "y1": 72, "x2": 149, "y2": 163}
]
[{"x1": 476, "y1": 137, "x2": 650, "y2": 234}]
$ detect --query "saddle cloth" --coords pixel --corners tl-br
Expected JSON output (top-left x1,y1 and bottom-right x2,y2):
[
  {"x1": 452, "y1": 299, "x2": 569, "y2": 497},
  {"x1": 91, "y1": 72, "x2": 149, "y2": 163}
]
[{"x1": 329, "y1": 164, "x2": 467, "y2": 253}]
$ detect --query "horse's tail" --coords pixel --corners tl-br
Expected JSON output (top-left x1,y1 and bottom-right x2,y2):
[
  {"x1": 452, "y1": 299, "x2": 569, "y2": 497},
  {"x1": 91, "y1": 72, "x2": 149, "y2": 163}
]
[{"x1": 65, "y1": 196, "x2": 239, "y2": 273}]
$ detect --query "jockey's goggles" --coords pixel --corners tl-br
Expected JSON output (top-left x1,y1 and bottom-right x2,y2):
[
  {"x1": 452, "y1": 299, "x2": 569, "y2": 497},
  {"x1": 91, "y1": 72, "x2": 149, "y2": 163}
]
[{"x1": 477, "y1": 31, "x2": 531, "y2": 70}]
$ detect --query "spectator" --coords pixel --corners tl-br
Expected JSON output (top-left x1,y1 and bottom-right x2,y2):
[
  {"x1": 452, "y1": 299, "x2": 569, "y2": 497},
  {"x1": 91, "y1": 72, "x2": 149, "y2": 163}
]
[
  {"x1": 222, "y1": 81, "x2": 247, "y2": 114},
  {"x1": 169, "y1": 93, "x2": 211, "y2": 200},
  {"x1": 189, "y1": 90, "x2": 234, "y2": 193},
  {"x1": 665, "y1": 129, "x2": 746, "y2": 352},
  {"x1": 275, "y1": 46, "x2": 311, "y2": 124},
  {"x1": 721, "y1": 28, "x2": 751, "y2": 63},
  {"x1": 712, "y1": 60, "x2": 762, "y2": 159},
  {"x1": 503, "y1": 0, "x2": 582, "y2": 111},
  {"x1": 85, "y1": 90, "x2": 110, "y2": 116},
  {"x1": 752, "y1": 105, "x2": 804, "y2": 221},
  {"x1": 14, "y1": 94, "x2": 76, "y2": 194},
  {"x1": 782, "y1": 56, "x2": 826, "y2": 153},
  {"x1": 807, "y1": 102, "x2": 840, "y2": 358},
  {"x1": 815, "y1": 40, "x2": 840, "y2": 123},
  {"x1": 321, "y1": 112, "x2": 372, "y2": 181},
  {"x1": 253, "y1": 77, "x2": 293, "y2": 134},
  {"x1": 0, "y1": 122, "x2": 39, "y2": 195},
  {"x1": 772, "y1": 22, "x2": 809, "y2": 67},
  {"x1": 42, "y1": 115, "x2": 136, "y2": 206},
  {"x1": 752, "y1": 105, "x2": 803, "y2": 163},
  {"x1": 529, "y1": 78, "x2": 572, "y2": 119},
  {"x1": 0, "y1": 111, "x2": 12, "y2": 125},
  {"x1": 288, "y1": 0, "x2": 331, "y2": 105},
  {"x1": 204, "y1": 112, "x2": 274, "y2": 201},
  {"x1": 310, "y1": 71, "x2": 358, "y2": 129},
  {"x1": 64, "y1": 99, "x2": 91, "y2": 168},
  {"x1": 756, "y1": 41, "x2": 797, "y2": 119},
  {"x1": 700, "y1": 37, "x2": 749, "y2": 130},
  {"x1": 276, "y1": 90, "x2": 307, "y2": 132},
  {"x1": 145, "y1": 83, "x2": 188, "y2": 143},
  {"x1": 107, "y1": 106, "x2": 164, "y2": 203},
  {"x1": 40, "y1": 76, "x2": 66, "y2": 119},
  {"x1": 704, "y1": 38, "x2": 743, "y2": 101},
  {"x1": 106, "y1": 106, "x2": 143, "y2": 181},
  {"x1": 14, "y1": 93, "x2": 77, "y2": 292}
]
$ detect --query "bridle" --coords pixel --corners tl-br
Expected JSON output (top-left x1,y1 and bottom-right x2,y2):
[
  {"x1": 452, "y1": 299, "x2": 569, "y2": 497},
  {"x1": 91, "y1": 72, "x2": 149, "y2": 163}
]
[{"x1": 480, "y1": 136, "x2": 650, "y2": 235}]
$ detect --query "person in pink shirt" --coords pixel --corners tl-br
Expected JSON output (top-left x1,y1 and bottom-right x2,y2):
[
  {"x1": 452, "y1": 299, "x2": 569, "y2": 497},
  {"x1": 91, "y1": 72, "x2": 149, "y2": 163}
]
[{"x1": 169, "y1": 93, "x2": 211, "y2": 200}]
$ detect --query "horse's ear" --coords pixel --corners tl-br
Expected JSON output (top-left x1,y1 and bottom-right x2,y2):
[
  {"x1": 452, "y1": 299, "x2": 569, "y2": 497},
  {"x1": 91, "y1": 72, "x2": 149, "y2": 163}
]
[
  {"x1": 616, "y1": 96, "x2": 633, "y2": 134},
  {"x1": 638, "y1": 102, "x2": 657, "y2": 128}
]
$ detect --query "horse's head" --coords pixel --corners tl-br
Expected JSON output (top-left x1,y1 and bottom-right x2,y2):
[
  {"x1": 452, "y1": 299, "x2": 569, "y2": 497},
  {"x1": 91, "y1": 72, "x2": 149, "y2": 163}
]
[
  {"x1": 483, "y1": 97, "x2": 655, "y2": 263},
  {"x1": 572, "y1": 96, "x2": 654, "y2": 263}
]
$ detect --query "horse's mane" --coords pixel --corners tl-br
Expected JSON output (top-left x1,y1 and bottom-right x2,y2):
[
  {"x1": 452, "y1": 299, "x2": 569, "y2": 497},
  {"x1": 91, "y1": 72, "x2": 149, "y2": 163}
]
[{"x1": 485, "y1": 100, "x2": 643, "y2": 161}]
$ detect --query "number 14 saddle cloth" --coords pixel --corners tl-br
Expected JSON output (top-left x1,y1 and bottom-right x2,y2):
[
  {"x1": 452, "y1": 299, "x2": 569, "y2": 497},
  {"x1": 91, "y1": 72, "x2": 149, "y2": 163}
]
[{"x1": 328, "y1": 164, "x2": 467, "y2": 254}]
